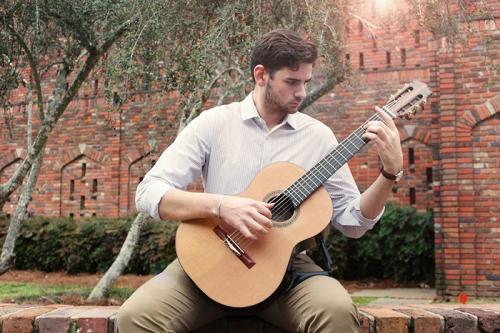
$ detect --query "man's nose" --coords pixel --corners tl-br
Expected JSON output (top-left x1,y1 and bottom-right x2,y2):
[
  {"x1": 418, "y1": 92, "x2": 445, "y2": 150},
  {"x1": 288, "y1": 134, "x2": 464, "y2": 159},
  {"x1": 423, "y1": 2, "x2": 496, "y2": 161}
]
[{"x1": 295, "y1": 84, "x2": 306, "y2": 100}]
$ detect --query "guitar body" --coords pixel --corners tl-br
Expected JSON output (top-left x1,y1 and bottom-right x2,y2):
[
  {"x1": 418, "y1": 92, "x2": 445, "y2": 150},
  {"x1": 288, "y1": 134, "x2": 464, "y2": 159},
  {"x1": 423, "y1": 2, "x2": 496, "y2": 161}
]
[{"x1": 175, "y1": 162, "x2": 333, "y2": 308}]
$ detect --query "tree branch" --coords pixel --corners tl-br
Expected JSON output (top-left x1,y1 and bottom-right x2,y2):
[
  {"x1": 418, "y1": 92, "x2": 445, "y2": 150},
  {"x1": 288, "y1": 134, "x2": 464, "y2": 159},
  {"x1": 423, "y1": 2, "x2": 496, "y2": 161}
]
[
  {"x1": 40, "y1": 61, "x2": 65, "y2": 78},
  {"x1": 4, "y1": 24, "x2": 45, "y2": 121},
  {"x1": 98, "y1": 14, "x2": 141, "y2": 55},
  {"x1": 178, "y1": 66, "x2": 245, "y2": 133},
  {"x1": 1, "y1": 1, "x2": 23, "y2": 18},
  {"x1": 0, "y1": 12, "x2": 139, "y2": 206},
  {"x1": 43, "y1": 3, "x2": 93, "y2": 49},
  {"x1": 299, "y1": 70, "x2": 344, "y2": 112}
]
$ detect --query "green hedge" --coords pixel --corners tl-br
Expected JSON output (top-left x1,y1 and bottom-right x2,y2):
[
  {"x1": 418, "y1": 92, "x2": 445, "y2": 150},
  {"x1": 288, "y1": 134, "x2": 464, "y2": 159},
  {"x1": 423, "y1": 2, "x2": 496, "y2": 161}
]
[
  {"x1": 0, "y1": 215, "x2": 178, "y2": 275},
  {"x1": 311, "y1": 203, "x2": 435, "y2": 285},
  {"x1": 0, "y1": 203, "x2": 434, "y2": 284}
]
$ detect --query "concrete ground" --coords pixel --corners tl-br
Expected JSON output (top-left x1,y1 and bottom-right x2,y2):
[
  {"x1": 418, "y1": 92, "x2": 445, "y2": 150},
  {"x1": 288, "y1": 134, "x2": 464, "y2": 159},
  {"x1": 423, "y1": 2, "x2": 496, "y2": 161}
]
[{"x1": 351, "y1": 288, "x2": 437, "y2": 304}]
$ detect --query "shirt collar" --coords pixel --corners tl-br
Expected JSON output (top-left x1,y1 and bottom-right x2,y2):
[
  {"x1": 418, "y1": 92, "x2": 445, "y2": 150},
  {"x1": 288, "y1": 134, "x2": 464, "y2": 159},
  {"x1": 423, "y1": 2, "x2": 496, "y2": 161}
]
[{"x1": 241, "y1": 92, "x2": 298, "y2": 130}]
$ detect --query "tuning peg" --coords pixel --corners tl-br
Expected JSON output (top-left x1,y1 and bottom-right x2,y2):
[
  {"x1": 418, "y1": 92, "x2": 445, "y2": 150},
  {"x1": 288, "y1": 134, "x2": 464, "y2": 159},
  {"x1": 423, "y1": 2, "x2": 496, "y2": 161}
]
[{"x1": 396, "y1": 86, "x2": 408, "y2": 97}]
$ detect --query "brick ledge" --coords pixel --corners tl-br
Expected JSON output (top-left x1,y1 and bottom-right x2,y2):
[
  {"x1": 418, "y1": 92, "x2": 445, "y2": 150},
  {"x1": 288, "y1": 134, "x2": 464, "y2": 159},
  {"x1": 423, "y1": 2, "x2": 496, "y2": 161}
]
[{"x1": 1, "y1": 303, "x2": 500, "y2": 332}]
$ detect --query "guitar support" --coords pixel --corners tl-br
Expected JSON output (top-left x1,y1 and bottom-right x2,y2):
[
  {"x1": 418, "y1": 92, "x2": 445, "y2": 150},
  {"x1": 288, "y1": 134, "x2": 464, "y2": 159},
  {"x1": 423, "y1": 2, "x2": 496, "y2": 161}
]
[
  {"x1": 281, "y1": 234, "x2": 333, "y2": 293},
  {"x1": 315, "y1": 233, "x2": 333, "y2": 272}
]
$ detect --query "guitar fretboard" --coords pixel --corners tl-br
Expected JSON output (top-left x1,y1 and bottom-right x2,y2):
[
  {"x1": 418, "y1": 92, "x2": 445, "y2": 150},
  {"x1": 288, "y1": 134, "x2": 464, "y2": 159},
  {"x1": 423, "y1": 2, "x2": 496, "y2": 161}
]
[{"x1": 283, "y1": 112, "x2": 384, "y2": 206}]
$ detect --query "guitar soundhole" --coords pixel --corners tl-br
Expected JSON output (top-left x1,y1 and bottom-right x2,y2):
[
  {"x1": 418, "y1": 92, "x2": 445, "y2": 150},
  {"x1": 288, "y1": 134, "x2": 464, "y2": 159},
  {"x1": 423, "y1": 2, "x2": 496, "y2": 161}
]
[{"x1": 268, "y1": 194, "x2": 296, "y2": 223}]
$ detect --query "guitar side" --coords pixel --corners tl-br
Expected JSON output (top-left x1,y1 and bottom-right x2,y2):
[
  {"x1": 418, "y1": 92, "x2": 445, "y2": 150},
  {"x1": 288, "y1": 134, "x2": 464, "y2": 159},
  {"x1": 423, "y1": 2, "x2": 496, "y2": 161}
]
[{"x1": 175, "y1": 161, "x2": 333, "y2": 308}]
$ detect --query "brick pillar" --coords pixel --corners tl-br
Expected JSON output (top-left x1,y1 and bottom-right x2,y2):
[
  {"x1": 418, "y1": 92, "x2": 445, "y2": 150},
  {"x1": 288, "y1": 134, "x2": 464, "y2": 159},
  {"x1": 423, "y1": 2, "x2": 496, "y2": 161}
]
[{"x1": 435, "y1": 39, "x2": 461, "y2": 297}]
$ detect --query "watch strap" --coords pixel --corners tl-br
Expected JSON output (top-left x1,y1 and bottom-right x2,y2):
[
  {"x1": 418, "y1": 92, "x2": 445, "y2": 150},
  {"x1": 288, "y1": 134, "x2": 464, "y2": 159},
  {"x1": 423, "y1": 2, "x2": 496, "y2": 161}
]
[{"x1": 380, "y1": 167, "x2": 397, "y2": 181}]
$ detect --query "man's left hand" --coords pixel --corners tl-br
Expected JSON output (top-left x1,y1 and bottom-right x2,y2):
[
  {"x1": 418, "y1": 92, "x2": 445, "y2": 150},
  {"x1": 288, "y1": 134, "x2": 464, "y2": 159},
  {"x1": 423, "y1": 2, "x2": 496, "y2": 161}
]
[{"x1": 362, "y1": 106, "x2": 403, "y2": 174}]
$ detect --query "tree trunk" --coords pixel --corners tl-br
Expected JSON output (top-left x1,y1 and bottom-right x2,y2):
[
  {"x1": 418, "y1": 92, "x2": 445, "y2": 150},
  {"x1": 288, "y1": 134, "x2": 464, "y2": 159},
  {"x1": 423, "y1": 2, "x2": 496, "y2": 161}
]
[
  {"x1": 88, "y1": 93, "x2": 201, "y2": 300},
  {"x1": 0, "y1": 150, "x2": 43, "y2": 274},
  {"x1": 87, "y1": 212, "x2": 150, "y2": 300}
]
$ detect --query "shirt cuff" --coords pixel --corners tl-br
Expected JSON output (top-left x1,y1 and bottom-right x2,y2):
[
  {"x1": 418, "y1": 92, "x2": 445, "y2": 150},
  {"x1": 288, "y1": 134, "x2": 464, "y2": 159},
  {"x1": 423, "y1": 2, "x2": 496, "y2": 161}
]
[
  {"x1": 137, "y1": 182, "x2": 173, "y2": 221},
  {"x1": 348, "y1": 196, "x2": 384, "y2": 229}
]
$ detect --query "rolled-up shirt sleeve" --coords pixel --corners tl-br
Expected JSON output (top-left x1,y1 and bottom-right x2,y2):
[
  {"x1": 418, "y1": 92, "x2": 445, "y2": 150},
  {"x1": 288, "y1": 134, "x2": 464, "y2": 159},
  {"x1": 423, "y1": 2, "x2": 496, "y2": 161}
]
[
  {"x1": 324, "y1": 164, "x2": 384, "y2": 238},
  {"x1": 135, "y1": 112, "x2": 212, "y2": 220}
]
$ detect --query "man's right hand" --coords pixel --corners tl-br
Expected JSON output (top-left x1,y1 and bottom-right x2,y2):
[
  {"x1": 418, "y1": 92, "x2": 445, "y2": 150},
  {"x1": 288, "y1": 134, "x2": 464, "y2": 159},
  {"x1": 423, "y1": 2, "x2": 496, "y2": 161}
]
[{"x1": 218, "y1": 196, "x2": 274, "y2": 240}]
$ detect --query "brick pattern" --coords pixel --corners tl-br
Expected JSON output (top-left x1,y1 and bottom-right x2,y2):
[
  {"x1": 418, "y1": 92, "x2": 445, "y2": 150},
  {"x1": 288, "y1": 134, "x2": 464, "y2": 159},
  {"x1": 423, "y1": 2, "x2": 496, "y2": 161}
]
[
  {"x1": 1, "y1": 303, "x2": 500, "y2": 333},
  {"x1": 1, "y1": 0, "x2": 499, "y2": 297}
]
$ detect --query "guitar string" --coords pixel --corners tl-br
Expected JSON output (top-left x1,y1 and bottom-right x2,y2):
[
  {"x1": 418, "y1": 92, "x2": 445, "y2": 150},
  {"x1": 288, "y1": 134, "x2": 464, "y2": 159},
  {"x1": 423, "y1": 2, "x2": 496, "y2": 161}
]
[
  {"x1": 231, "y1": 123, "x2": 370, "y2": 247},
  {"x1": 259, "y1": 112, "x2": 387, "y2": 223},
  {"x1": 270, "y1": 99, "x2": 423, "y2": 222},
  {"x1": 230, "y1": 115, "x2": 377, "y2": 247},
  {"x1": 230, "y1": 101, "x2": 401, "y2": 247},
  {"x1": 227, "y1": 98, "x2": 409, "y2": 247},
  {"x1": 234, "y1": 96, "x2": 425, "y2": 247},
  {"x1": 233, "y1": 122, "x2": 372, "y2": 247},
  {"x1": 264, "y1": 96, "x2": 412, "y2": 221},
  {"x1": 231, "y1": 100, "x2": 405, "y2": 247},
  {"x1": 235, "y1": 97, "x2": 423, "y2": 247}
]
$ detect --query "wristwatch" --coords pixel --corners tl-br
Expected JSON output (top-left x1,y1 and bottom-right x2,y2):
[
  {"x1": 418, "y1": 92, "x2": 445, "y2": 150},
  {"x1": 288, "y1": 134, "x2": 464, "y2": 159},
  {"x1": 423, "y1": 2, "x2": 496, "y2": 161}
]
[{"x1": 380, "y1": 167, "x2": 404, "y2": 183}]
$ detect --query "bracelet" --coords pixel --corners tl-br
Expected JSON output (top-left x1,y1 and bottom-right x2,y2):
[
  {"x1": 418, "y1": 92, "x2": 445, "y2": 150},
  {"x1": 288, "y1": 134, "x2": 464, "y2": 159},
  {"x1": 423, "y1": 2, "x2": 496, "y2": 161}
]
[{"x1": 217, "y1": 195, "x2": 224, "y2": 218}]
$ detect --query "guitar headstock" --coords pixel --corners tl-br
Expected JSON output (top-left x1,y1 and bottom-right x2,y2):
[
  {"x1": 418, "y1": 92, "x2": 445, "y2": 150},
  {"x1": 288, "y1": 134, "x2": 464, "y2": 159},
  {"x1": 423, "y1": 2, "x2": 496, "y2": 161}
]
[{"x1": 384, "y1": 80, "x2": 432, "y2": 120}]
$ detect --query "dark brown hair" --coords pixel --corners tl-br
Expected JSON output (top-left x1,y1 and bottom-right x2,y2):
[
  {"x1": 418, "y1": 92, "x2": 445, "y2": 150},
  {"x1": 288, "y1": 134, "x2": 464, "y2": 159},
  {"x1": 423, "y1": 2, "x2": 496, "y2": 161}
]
[{"x1": 250, "y1": 29, "x2": 317, "y2": 82}]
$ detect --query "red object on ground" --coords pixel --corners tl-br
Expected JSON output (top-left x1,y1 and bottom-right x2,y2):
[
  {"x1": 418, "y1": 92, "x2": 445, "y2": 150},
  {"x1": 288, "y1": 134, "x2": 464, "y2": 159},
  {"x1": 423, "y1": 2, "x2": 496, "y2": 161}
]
[{"x1": 458, "y1": 292, "x2": 469, "y2": 304}]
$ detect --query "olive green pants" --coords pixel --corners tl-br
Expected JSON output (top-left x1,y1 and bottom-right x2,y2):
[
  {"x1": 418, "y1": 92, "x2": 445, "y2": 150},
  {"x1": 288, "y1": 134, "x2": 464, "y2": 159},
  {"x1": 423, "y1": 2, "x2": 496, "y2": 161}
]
[{"x1": 117, "y1": 254, "x2": 360, "y2": 333}]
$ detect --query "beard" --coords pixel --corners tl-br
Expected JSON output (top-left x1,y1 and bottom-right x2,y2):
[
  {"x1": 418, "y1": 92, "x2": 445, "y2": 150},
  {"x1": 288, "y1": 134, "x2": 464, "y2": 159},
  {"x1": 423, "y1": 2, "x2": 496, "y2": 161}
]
[{"x1": 264, "y1": 81, "x2": 296, "y2": 114}]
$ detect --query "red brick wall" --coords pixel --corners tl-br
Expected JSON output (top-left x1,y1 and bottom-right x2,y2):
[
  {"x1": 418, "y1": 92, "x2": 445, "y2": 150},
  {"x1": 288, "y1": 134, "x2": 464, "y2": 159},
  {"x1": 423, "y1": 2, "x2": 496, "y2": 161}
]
[{"x1": 1, "y1": 0, "x2": 499, "y2": 297}]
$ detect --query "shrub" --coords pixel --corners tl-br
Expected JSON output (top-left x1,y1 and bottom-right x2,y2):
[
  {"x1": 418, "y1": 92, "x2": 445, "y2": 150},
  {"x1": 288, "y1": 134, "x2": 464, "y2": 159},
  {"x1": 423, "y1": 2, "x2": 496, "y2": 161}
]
[
  {"x1": 0, "y1": 215, "x2": 177, "y2": 275},
  {"x1": 310, "y1": 203, "x2": 435, "y2": 285},
  {"x1": 0, "y1": 203, "x2": 434, "y2": 284}
]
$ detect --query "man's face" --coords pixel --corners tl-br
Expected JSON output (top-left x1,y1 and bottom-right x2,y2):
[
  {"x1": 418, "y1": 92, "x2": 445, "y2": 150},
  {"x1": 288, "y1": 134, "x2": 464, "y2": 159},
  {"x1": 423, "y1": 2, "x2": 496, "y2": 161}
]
[{"x1": 263, "y1": 62, "x2": 313, "y2": 114}]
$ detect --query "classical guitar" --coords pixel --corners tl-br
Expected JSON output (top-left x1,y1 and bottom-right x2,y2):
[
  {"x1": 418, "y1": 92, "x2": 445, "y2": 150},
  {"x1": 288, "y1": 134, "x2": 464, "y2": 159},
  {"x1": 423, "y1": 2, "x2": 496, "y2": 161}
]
[{"x1": 176, "y1": 80, "x2": 432, "y2": 308}]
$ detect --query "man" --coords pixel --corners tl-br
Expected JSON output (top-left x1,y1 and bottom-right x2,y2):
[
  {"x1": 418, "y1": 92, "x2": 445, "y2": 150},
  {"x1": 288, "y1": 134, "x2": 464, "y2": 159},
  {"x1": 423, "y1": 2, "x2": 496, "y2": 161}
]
[{"x1": 118, "y1": 29, "x2": 403, "y2": 332}]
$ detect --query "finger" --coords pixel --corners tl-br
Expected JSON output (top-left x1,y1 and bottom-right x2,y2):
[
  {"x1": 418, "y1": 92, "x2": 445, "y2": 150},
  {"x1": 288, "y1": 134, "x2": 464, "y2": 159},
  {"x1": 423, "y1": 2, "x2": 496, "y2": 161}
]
[
  {"x1": 362, "y1": 131, "x2": 383, "y2": 145},
  {"x1": 375, "y1": 106, "x2": 397, "y2": 131},
  {"x1": 245, "y1": 217, "x2": 268, "y2": 235},
  {"x1": 252, "y1": 211, "x2": 273, "y2": 229},
  {"x1": 256, "y1": 203, "x2": 273, "y2": 220},
  {"x1": 239, "y1": 224, "x2": 258, "y2": 240},
  {"x1": 364, "y1": 120, "x2": 391, "y2": 133},
  {"x1": 364, "y1": 123, "x2": 390, "y2": 143}
]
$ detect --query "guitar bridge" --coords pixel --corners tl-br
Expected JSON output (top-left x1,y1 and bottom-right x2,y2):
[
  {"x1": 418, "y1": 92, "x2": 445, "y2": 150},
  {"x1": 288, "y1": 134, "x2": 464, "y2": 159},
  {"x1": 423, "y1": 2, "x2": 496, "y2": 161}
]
[{"x1": 213, "y1": 226, "x2": 255, "y2": 269}]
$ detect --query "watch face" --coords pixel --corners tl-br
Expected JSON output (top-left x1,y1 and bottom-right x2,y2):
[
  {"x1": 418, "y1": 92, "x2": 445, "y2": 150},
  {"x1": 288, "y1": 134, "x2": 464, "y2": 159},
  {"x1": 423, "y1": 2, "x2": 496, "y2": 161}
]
[{"x1": 395, "y1": 170, "x2": 404, "y2": 181}]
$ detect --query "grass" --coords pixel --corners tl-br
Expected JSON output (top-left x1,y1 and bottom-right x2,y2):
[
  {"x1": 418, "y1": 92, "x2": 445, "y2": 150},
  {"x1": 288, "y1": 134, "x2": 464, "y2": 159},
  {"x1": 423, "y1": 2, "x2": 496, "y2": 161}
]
[
  {"x1": 0, "y1": 282, "x2": 134, "y2": 304},
  {"x1": 2, "y1": 281, "x2": 380, "y2": 306},
  {"x1": 1, "y1": 281, "x2": 387, "y2": 307},
  {"x1": 351, "y1": 296, "x2": 379, "y2": 306}
]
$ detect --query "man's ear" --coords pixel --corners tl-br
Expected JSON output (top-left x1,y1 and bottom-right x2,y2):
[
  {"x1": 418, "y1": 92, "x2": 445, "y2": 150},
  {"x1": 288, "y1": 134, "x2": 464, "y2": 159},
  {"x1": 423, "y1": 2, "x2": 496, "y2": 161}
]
[{"x1": 253, "y1": 65, "x2": 267, "y2": 87}]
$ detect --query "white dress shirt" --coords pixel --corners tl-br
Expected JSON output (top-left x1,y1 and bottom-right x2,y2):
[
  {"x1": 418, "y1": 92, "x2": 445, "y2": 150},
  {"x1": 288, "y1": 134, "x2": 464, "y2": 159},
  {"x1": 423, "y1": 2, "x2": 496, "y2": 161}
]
[{"x1": 136, "y1": 93, "x2": 383, "y2": 238}]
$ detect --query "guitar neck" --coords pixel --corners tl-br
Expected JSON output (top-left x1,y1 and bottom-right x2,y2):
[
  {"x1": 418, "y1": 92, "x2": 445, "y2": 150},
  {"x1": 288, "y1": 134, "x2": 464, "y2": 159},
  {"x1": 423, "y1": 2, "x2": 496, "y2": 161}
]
[
  {"x1": 280, "y1": 80, "x2": 432, "y2": 207},
  {"x1": 283, "y1": 112, "x2": 385, "y2": 207}
]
